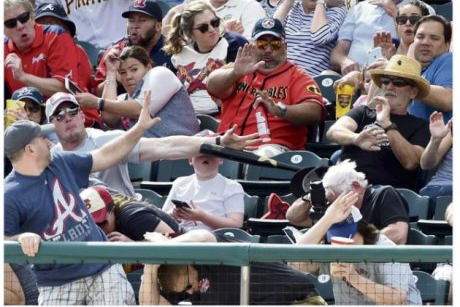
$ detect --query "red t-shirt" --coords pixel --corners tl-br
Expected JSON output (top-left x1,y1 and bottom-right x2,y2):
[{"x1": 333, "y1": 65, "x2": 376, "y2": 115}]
[{"x1": 216, "y1": 61, "x2": 326, "y2": 150}]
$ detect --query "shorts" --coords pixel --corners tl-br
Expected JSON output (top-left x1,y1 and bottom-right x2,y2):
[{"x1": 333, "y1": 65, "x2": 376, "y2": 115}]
[{"x1": 38, "y1": 264, "x2": 136, "y2": 305}]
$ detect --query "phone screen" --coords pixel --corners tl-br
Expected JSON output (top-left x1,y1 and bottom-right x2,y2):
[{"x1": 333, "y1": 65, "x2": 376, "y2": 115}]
[
  {"x1": 65, "y1": 78, "x2": 83, "y2": 95},
  {"x1": 367, "y1": 47, "x2": 383, "y2": 64},
  {"x1": 171, "y1": 199, "x2": 191, "y2": 209}
]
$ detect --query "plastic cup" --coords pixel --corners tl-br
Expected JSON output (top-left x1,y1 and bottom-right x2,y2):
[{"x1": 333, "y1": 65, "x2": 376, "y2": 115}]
[
  {"x1": 5, "y1": 99, "x2": 25, "y2": 129},
  {"x1": 330, "y1": 236, "x2": 354, "y2": 245}
]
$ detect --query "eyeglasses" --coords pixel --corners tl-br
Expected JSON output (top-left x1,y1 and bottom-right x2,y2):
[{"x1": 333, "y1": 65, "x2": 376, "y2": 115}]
[
  {"x1": 4, "y1": 12, "x2": 31, "y2": 29},
  {"x1": 192, "y1": 17, "x2": 220, "y2": 34},
  {"x1": 24, "y1": 103, "x2": 42, "y2": 114},
  {"x1": 50, "y1": 107, "x2": 80, "y2": 122},
  {"x1": 395, "y1": 15, "x2": 421, "y2": 26},
  {"x1": 255, "y1": 39, "x2": 284, "y2": 50},
  {"x1": 380, "y1": 76, "x2": 415, "y2": 87}
]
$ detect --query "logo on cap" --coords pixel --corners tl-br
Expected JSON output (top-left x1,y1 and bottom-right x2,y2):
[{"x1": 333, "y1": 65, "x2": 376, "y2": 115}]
[
  {"x1": 134, "y1": 0, "x2": 147, "y2": 8},
  {"x1": 262, "y1": 19, "x2": 275, "y2": 29}
]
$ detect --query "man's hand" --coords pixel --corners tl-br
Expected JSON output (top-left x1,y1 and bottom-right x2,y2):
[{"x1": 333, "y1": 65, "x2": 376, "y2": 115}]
[
  {"x1": 429, "y1": 111, "x2": 451, "y2": 140},
  {"x1": 233, "y1": 44, "x2": 265, "y2": 78},
  {"x1": 330, "y1": 262, "x2": 357, "y2": 283},
  {"x1": 225, "y1": 19, "x2": 244, "y2": 34},
  {"x1": 221, "y1": 124, "x2": 260, "y2": 151},
  {"x1": 354, "y1": 125, "x2": 388, "y2": 151},
  {"x1": 75, "y1": 92, "x2": 98, "y2": 108},
  {"x1": 341, "y1": 58, "x2": 360, "y2": 76},
  {"x1": 107, "y1": 231, "x2": 133, "y2": 242},
  {"x1": 374, "y1": 96, "x2": 391, "y2": 125},
  {"x1": 5, "y1": 53, "x2": 26, "y2": 82},
  {"x1": 17, "y1": 233, "x2": 41, "y2": 257}
]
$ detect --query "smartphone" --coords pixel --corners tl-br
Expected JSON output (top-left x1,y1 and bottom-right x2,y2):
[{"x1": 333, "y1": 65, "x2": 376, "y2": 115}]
[
  {"x1": 171, "y1": 199, "x2": 191, "y2": 209},
  {"x1": 65, "y1": 77, "x2": 83, "y2": 95},
  {"x1": 367, "y1": 47, "x2": 383, "y2": 64}
]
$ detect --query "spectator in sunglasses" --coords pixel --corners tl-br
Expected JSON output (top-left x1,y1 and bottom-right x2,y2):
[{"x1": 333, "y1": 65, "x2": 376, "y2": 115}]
[
  {"x1": 374, "y1": 0, "x2": 430, "y2": 59},
  {"x1": 207, "y1": 17, "x2": 326, "y2": 158},
  {"x1": 163, "y1": 0, "x2": 247, "y2": 116},
  {"x1": 327, "y1": 55, "x2": 430, "y2": 191},
  {"x1": 4, "y1": 0, "x2": 85, "y2": 104}
]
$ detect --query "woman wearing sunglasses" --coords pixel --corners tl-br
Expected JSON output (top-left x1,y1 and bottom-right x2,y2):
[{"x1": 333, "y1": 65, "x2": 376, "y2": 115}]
[
  {"x1": 374, "y1": 0, "x2": 429, "y2": 59},
  {"x1": 163, "y1": 0, "x2": 247, "y2": 116}
]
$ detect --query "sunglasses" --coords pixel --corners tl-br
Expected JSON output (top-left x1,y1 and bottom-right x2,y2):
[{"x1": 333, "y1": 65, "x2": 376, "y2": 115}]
[
  {"x1": 4, "y1": 11, "x2": 31, "y2": 29},
  {"x1": 255, "y1": 39, "x2": 284, "y2": 50},
  {"x1": 24, "y1": 103, "x2": 42, "y2": 114},
  {"x1": 192, "y1": 17, "x2": 220, "y2": 34},
  {"x1": 380, "y1": 76, "x2": 415, "y2": 87},
  {"x1": 395, "y1": 15, "x2": 421, "y2": 26},
  {"x1": 50, "y1": 107, "x2": 80, "y2": 122}
]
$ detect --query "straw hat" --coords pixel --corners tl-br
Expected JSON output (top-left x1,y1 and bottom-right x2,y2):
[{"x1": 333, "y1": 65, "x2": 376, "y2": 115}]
[{"x1": 369, "y1": 55, "x2": 430, "y2": 99}]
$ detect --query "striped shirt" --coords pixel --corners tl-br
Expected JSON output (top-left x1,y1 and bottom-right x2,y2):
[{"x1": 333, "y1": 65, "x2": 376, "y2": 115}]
[{"x1": 284, "y1": 3, "x2": 347, "y2": 76}]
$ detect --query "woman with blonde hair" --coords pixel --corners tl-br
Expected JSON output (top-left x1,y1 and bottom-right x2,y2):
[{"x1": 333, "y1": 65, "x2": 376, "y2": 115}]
[{"x1": 163, "y1": 0, "x2": 247, "y2": 116}]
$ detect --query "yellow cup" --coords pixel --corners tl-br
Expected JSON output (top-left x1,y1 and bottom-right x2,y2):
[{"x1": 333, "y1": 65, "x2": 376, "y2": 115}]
[
  {"x1": 5, "y1": 100, "x2": 25, "y2": 129},
  {"x1": 335, "y1": 85, "x2": 355, "y2": 119}
]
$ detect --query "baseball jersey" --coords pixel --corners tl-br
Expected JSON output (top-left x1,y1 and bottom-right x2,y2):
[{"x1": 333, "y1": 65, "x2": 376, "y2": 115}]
[
  {"x1": 4, "y1": 24, "x2": 82, "y2": 94},
  {"x1": 4, "y1": 151, "x2": 109, "y2": 286},
  {"x1": 216, "y1": 61, "x2": 326, "y2": 149}
]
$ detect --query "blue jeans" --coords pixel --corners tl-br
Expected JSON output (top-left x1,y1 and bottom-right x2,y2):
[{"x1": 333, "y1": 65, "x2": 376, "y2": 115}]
[{"x1": 419, "y1": 185, "x2": 452, "y2": 219}]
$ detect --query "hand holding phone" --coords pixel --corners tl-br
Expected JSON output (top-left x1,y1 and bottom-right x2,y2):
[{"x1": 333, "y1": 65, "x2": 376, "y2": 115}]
[
  {"x1": 367, "y1": 47, "x2": 383, "y2": 64},
  {"x1": 65, "y1": 78, "x2": 83, "y2": 95},
  {"x1": 171, "y1": 199, "x2": 191, "y2": 209}
]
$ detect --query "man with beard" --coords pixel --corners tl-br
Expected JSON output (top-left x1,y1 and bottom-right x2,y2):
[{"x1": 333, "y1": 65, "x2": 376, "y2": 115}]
[
  {"x1": 207, "y1": 17, "x2": 326, "y2": 157},
  {"x1": 326, "y1": 55, "x2": 430, "y2": 190},
  {"x1": 94, "y1": 0, "x2": 175, "y2": 96}
]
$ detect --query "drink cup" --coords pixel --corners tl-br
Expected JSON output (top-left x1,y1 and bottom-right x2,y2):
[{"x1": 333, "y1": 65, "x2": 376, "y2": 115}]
[
  {"x1": 335, "y1": 85, "x2": 354, "y2": 119},
  {"x1": 330, "y1": 236, "x2": 354, "y2": 245},
  {"x1": 5, "y1": 99, "x2": 25, "y2": 129}
]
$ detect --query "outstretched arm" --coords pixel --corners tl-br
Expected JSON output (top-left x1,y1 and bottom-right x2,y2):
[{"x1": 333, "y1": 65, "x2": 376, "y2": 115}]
[{"x1": 420, "y1": 111, "x2": 452, "y2": 170}]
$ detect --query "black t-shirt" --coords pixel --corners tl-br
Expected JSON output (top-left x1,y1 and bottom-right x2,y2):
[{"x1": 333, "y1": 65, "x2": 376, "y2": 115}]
[
  {"x1": 341, "y1": 106, "x2": 429, "y2": 190},
  {"x1": 161, "y1": 233, "x2": 318, "y2": 305},
  {"x1": 361, "y1": 186, "x2": 410, "y2": 229},
  {"x1": 117, "y1": 203, "x2": 180, "y2": 241}
]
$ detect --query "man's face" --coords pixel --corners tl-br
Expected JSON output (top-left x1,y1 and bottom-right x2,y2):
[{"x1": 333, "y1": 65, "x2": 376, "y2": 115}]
[
  {"x1": 127, "y1": 12, "x2": 161, "y2": 48},
  {"x1": 380, "y1": 76, "x2": 418, "y2": 108},
  {"x1": 4, "y1": 5, "x2": 35, "y2": 50},
  {"x1": 413, "y1": 20, "x2": 449, "y2": 67},
  {"x1": 50, "y1": 102, "x2": 86, "y2": 146},
  {"x1": 28, "y1": 136, "x2": 53, "y2": 167},
  {"x1": 253, "y1": 34, "x2": 287, "y2": 72}
]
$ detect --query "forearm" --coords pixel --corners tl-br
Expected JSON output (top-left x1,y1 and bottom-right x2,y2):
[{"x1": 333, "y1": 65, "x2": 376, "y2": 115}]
[
  {"x1": 139, "y1": 265, "x2": 160, "y2": 305},
  {"x1": 311, "y1": 2, "x2": 328, "y2": 33},
  {"x1": 207, "y1": 66, "x2": 240, "y2": 99},
  {"x1": 286, "y1": 199, "x2": 313, "y2": 227},
  {"x1": 101, "y1": 72, "x2": 119, "y2": 100},
  {"x1": 197, "y1": 212, "x2": 244, "y2": 229},
  {"x1": 420, "y1": 86, "x2": 452, "y2": 113},
  {"x1": 348, "y1": 274, "x2": 407, "y2": 305},
  {"x1": 17, "y1": 74, "x2": 66, "y2": 96},
  {"x1": 420, "y1": 137, "x2": 443, "y2": 170},
  {"x1": 273, "y1": 0, "x2": 295, "y2": 24},
  {"x1": 380, "y1": 222, "x2": 408, "y2": 245},
  {"x1": 387, "y1": 130, "x2": 423, "y2": 170},
  {"x1": 282, "y1": 103, "x2": 324, "y2": 126},
  {"x1": 326, "y1": 126, "x2": 359, "y2": 145},
  {"x1": 330, "y1": 41, "x2": 350, "y2": 72},
  {"x1": 296, "y1": 215, "x2": 331, "y2": 245}
]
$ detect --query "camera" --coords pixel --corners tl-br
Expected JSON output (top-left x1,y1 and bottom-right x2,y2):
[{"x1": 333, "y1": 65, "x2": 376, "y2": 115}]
[{"x1": 308, "y1": 180, "x2": 329, "y2": 222}]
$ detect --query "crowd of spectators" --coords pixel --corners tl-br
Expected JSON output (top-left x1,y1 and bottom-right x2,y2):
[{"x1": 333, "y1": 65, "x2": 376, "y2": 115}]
[{"x1": 4, "y1": 0, "x2": 453, "y2": 305}]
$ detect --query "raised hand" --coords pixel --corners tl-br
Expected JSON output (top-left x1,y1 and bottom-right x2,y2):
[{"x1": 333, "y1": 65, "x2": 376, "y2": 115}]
[
  {"x1": 221, "y1": 124, "x2": 261, "y2": 151},
  {"x1": 429, "y1": 111, "x2": 452, "y2": 140},
  {"x1": 355, "y1": 125, "x2": 388, "y2": 151},
  {"x1": 233, "y1": 44, "x2": 265, "y2": 77}
]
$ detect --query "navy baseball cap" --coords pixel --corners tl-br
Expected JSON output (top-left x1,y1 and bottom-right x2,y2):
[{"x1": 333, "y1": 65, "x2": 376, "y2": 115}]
[
  {"x1": 326, "y1": 206, "x2": 362, "y2": 243},
  {"x1": 35, "y1": 3, "x2": 76, "y2": 37},
  {"x1": 252, "y1": 17, "x2": 285, "y2": 40},
  {"x1": 11, "y1": 87, "x2": 45, "y2": 106},
  {"x1": 122, "y1": 0, "x2": 163, "y2": 21},
  {"x1": 4, "y1": 121, "x2": 55, "y2": 158}
]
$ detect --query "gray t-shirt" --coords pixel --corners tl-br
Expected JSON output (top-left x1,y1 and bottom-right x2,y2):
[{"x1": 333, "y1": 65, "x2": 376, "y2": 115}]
[
  {"x1": 53, "y1": 128, "x2": 140, "y2": 197},
  {"x1": 320, "y1": 235, "x2": 422, "y2": 305}
]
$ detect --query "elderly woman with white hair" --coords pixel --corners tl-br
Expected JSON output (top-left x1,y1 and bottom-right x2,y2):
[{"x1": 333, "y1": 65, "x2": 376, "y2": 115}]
[{"x1": 286, "y1": 159, "x2": 410, "y2": 244}]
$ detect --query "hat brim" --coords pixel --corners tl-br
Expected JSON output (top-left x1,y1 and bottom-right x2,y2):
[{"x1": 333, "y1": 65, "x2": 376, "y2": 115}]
[
  {"x1": 35, "y1": 12, "x2": 76, "y2": 37},
  {"x1": 40, "y1": 124, "x2": 56, "y2": 136},
  {"x1": 290, "y1": 166, "x2": 329, "y2": 198},
  {"x1": 370, "y1": 70, "x2": 430, "y2": 99},
  {"x1": 326, "y1": 222, "x2": 357, "y2": 242},
  {"x1": 13, "y1": 94, "x2": 44, "y2": 105},
  {"x1": 252, "y1": 30, "x2": 283, "y2": 40},
  {"x1": 46, "y1": 100, "x2": 79, "y2": 121},
  {"x1": 121, "y1": 9, "x2": 161, "y2": 21}
]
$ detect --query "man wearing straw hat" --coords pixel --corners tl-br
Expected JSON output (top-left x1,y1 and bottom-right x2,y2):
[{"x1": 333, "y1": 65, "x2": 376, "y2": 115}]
[{"x1": 327, "y1": 54, "x2": 430, "y2": 191}]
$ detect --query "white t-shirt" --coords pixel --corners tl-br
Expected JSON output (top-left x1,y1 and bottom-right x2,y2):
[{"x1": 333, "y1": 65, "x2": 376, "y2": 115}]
[
  {"x1": 163, "y1": 173, "x2": 245, "y2": 231},
  {"x1": 36, "y1": 0, "x2": 131, "y2": 48}
]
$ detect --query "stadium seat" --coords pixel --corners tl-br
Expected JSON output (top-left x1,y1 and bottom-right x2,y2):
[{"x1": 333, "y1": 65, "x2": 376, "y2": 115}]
[
  {"x1": 214, "y1": 227, "x2": 261, "y2": 243},
  {"x1": 407, "y1": 228, "x2": 437, "y2": 245},
  {"x1": 245, "y1": 150, "x2": 329, "y2": 181},
  {"x1": 197, "y1": 114, "x2": 220, "y2": 132},
  {"x1": 396, "y1": 188, "x2": 430, "y2": 225},
  {"x1": 77, "y1": 40, "x2": 102, "y2": 70},
  {"x1": 126, "y1": 269, "x2": 144, "y2": 304},
  {"x1": 311, "y1": 273, "x2": 335, "y2": 305},
  {"x1": 128, "y1": 161, "x2": 156, "y2": 183},
  {"x1": 265, "y1": 234, "x2": 292, "y2": 244},
  {"x1": 155, "y1": 158, "x2": 194, "y2": 181},
  {"x1": 305, "y1": 119, "x2": 341, "y2": 159},
  {"x1": 313, "y1": 74, "x2": 342, "y2": 120},
  {"x1": 134, "y1": 188, "x2": 166, "y2": 209},
  {"x1": 433, "y1": 195, "x2": 451, "y2": 221},
  {"x1": 243, "y1": 194, "x2": 260, "y2": 223},
  {"x1": 413, "y1": 270, "x2": 450, "y2": 305}
]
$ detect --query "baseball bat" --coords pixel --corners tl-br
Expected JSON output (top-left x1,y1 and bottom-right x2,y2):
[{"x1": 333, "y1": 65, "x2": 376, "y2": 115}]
[{"x1": 199, "y1": 143, "x2": 302, "y2": 172}]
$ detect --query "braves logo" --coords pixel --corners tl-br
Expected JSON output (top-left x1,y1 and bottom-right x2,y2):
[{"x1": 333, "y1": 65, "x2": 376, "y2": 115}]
[
  {"x1": 32, "y1": 53, "x2": 46, "y2": 64},
  {"x1": 261, "y1": 19, "x2": 275, "y2": 29},
  {"x1": 133, "y1": 0, "x2": 147, "y2": 8},
  {"x1": 43, "y1": 180, "x2": 87, "y2": 240}
]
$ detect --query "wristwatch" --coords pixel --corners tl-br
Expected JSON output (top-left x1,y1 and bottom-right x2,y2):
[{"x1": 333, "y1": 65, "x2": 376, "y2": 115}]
[
  {"x1": 317, "y1": 0, "x2": 327, "y2": 9},
  {"x1": 382, "y1": 122, "x2": 397, "y2": 132},
  {"x1": 276, "y1": 102, "x2": 288, "y2": 118}
]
